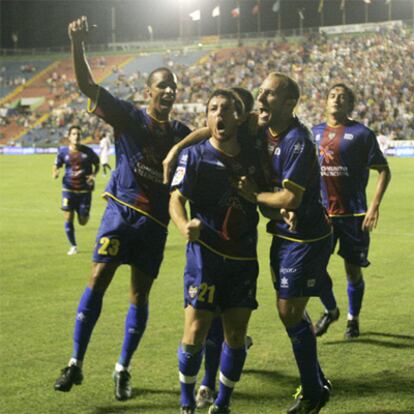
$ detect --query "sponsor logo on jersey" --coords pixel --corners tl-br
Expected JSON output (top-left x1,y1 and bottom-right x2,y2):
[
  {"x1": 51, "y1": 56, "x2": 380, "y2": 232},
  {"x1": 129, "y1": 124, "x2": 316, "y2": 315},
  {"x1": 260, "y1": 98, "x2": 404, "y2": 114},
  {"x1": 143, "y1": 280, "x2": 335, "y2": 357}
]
[
  {"x1": 344, "y1": 133, "x2": 354, "y2": 140},
  {"x1": 171, "y1": 166, "x2": 186, "y2": 186},
  {"x1": 275, "y1": 147, "x2": 281, "y2": 156},
  {"x1": 281, "y1": 267, "x2": 296, "y2": 274},
  {"x1": 315, "y1": 134, "x2": 321, "y2": 141},
  {"x1": 307, "y1": 279, "x2": 316, "y2": 288}
]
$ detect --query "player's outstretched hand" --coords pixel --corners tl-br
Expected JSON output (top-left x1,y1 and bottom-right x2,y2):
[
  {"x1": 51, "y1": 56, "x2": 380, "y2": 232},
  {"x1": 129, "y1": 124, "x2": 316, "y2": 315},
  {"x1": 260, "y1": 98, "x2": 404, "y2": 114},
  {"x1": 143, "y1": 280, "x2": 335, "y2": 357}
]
[
  {"x1": 68, "y1": 16, "x2": 89, "y2": 43},
  {"x1": 186, "y1": 218, "x2": 202, "y2": 242}
]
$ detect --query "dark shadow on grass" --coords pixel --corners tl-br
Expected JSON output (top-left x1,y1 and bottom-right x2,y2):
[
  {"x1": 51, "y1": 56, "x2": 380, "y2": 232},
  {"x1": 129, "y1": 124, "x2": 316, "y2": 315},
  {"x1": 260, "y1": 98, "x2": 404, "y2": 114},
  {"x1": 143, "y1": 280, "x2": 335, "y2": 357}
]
[
  {"x1": 323, "y1": 330, "x2": 414, "y2": 349},
  {"x1": 93, "y1": 386, "x2": 180, "y2": 413},
  {"x1": 346, "y1": 411, "x2": 414, "y2": 414},
  {"x1": 363, "y1": 331, "x2": 414, "y2": 341}
]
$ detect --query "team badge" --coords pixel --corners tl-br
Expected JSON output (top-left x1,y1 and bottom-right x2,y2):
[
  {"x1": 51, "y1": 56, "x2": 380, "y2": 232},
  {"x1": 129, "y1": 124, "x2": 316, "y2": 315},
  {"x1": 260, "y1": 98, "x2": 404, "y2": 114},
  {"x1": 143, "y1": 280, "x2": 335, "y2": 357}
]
[
  {"x1": 172, "y1": 166, "x2": 186, "y2": 186},
  {"x1": 307, "y1": 279, "x2": 316, "y2": 288},
  {"x1": 188, "y1": 285, "x2": 198, "y2": 299},
  {"x1": 280, "y1": 277, "x2": 289, "y2": 288},
  {"x1": 328, "y1": 132, "x2": 336, "y2": 140},
  {"x1": 344, "y1": 133, "x2": 354, "y2": 140}
]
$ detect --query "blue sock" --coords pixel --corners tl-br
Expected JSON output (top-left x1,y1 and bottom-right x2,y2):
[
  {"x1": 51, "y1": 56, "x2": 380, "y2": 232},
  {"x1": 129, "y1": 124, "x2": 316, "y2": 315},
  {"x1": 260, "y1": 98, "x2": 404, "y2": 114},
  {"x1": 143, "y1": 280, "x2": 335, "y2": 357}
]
[
  {"x1": 319, "y1": 274, "x2": 337, "y2": 312},
  {"x1": 347, "y1": 278, "x2": 365, "y2": 317},
  {"x1": 178, "y1": 344, "x2": 203, "y2": 407},
  {"x1": 215, "y1": 343, "x2": 247, "y2": 407},
  {"x1": 118, "y1": 303, "x2": 149, "y2": 368},
  {"x1": 64, "y1": 221, "x2": 76, "y2": 246},
  {"x1": 201, "y1": 317, "x2": 224, "y2": 390},
  {"x1": 286, "y1": 319, "x2": 322, "y2": 400},
  {"x1": 72, "y1": 287, "x2": 103, "y2": 361}
]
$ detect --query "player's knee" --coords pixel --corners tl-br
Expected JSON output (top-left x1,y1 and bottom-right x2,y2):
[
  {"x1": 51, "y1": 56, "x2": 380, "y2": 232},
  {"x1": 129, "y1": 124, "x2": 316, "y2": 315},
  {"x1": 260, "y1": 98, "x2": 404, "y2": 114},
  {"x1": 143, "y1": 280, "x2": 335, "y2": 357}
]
[
  {"x1": 78, "y1": 216, "x2": 89, "y2": 226},
  {"x1": 184, "y1": 319, "x2": 209, "y2": 346},
  {"x1": 88, "y1": 263, "x2": 116, "y2": 292},
  {"x1": 277, "y1": 307, "x2": 302, "y2": 328},
  {"x1": 130, "y1": 290, "x2": 150, "y2": 306},
  {"x1": 224, "y1": 329, "x2": 246, "y2": 348}
]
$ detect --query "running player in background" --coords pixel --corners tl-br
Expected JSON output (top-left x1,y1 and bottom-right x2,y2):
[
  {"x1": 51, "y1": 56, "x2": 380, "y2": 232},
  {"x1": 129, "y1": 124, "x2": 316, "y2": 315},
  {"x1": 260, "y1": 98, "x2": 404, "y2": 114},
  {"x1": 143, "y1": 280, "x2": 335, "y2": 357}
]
[
  {"x1": 54, "y1": 16, "x2": 191, "y2": 401},
  {"x1": 238, "y1": 73, "x2": 332, "y2": 414},
  {"x1": 170, "y1": 89, "x2": 266, "y2": 414},
  {"x1": 52, "y1": 125, "x2": 99, "y2": 255},
  {"x1": 312, "y1": 83, "x2": 391, "y2": 339}
]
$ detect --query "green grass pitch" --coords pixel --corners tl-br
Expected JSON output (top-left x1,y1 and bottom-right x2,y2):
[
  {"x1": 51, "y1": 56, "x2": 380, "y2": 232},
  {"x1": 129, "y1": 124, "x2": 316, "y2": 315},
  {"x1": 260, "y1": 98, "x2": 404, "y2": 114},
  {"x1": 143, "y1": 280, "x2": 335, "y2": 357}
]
[{"x1": 1, "y1": 155, "x2": 413, "y2": 414}]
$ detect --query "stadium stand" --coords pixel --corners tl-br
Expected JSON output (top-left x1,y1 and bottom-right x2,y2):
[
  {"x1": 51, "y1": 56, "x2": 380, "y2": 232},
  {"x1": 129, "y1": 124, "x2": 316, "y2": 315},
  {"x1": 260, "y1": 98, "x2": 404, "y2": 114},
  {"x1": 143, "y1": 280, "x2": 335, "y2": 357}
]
[{"x1": 0, "y1": 24, "x2": 413, "y2": 146}]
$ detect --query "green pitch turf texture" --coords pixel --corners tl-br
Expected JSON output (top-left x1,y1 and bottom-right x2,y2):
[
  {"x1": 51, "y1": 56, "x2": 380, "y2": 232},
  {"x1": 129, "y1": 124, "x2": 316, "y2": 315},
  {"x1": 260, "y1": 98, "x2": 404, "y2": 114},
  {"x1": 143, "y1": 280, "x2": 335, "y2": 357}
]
[{"x1": 1, "y1": 155, "x2": 413, "y2": 414}]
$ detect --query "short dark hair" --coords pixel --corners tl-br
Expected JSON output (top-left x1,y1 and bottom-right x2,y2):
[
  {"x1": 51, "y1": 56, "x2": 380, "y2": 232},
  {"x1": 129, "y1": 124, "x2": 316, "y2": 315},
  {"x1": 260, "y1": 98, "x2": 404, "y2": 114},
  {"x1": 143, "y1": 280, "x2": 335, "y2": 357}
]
[
  {"x1": 68, "y1": 125, "x2": 81, "y2": 134},
  {"x1": 327, "y1": 83, "x2": 355, "y2": 114},
  {"x1": 230, "y1": 87, "x2": 254, "y2": 114},
  {"x1": 268, "y1": 72, "x2": 300, "y2": 102},
  {"x1": 206, "y1": 89, "x2": 244, "y2": 116},
  {"x1": 146, "y1": 67, "x2": 175, "y2": 87}
]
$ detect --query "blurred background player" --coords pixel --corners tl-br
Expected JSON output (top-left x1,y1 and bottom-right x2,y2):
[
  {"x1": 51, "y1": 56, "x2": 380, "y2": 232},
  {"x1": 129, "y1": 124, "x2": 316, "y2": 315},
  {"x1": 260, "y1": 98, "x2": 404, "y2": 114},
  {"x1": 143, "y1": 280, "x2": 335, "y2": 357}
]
[
  {"x1": 238, "y1": 73, "x2": 332, "y2": 414},
  {"x1": 54, "y1": 16, "x2": 190, "y2": 400},
  {"x1": 312, "y1": 83, "x2": 391, "y2": 339},
  {"x1": 52, "y1": 124, "x2": 99, "y2": 255},
  {"x1": 99, "y1": 130, "x2": 112, "y2": 176},
  {"x1": 170, "y1": 89, "x2": 265, "y2": 414}
]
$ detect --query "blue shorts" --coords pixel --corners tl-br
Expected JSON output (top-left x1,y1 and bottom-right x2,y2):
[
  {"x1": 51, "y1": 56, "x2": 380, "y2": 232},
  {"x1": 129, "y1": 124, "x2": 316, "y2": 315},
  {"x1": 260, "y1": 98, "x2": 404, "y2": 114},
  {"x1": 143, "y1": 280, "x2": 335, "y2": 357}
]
[
  {"x1": 93, "y1": 198, "x2": 167, "y2": 278},
  {"x1": 270, "y1": 235, "x2": 332, "y2": 299},
  {"x1": 184, "y1": 242, "x2": 259, "y2": 312},
  {"x1": 61, "y1": 190, "x2": 92, "y2": 217},
  {"x1": 331, "y1": 216, "x2": 370, "y2": 267}
]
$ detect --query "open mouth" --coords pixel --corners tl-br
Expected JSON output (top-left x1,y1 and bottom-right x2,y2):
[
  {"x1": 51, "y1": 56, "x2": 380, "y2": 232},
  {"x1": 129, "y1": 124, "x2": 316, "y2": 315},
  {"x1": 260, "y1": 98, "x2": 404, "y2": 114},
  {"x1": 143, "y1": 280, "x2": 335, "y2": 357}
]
[
  {"x1": 160, "y1": 97, "x2": 174, "y2": 108},
  {"x1": 217, "y1": 120, "x2": 226, "y2": 133}
]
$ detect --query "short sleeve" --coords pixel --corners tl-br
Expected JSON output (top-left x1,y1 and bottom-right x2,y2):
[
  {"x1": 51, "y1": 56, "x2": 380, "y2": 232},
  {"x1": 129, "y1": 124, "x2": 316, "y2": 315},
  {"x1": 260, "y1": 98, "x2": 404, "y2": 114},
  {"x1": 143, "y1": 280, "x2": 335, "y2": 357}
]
[
  {"x1": 88, "y1": 86, "x2": 135, "y2": 131},
  {"x1": 170, "y1": 148, "x2": 197, "y2": 200},
  {"x1": 281, "y1": 138, "x2": 314, "y2": 191},
  {"x1": 365, "y1": 130, "x2": 388, "y2": 168}
]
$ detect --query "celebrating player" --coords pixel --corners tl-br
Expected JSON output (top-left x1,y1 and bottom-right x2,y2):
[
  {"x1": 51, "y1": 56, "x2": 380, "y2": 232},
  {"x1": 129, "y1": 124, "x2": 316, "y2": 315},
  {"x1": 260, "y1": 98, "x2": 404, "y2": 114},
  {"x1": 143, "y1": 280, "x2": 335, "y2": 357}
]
[
  {"x1": 54, "y1": 16, "x2": 191, "y2": 400},
  {"x1": 170, "y1": 89, "x2": 265, "y2": 414},
  {"x1": 52, "y1": 125, "x2": 99, "y2": 255},
  {"x1": 312, "y1": 83, "x2": 391, "y2": 339},
  {"x1": 238, "y1": 73, "x2": 332, "y2": 414}
]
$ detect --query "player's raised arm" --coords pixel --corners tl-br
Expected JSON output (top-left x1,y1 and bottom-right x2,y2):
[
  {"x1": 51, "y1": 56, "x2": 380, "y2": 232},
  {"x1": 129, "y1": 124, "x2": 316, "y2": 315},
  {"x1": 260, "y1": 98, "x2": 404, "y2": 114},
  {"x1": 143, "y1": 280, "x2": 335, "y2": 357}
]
[
  {"x1": 162, "y1": 127, "x2": 210, "y2": 184},
  {"x1": 68, "y1": 16, "x2": 99, "y2": 100}
]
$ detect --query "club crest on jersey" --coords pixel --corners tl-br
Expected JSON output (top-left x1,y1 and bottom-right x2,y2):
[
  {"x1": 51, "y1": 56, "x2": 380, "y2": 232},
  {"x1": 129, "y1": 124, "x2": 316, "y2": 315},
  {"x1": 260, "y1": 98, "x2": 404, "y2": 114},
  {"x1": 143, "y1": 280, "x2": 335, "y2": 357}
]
[
  {"x1": 188, "y1": 285, "x2": 198, "y2": 299},
  {"x1": 172, "y1": 166, "x2": 186, "y2": 186},
  {"x1": 307, "y1": 279, "x2": 316, "y2": 288},
  {"x1": 280, "y1": 277, "x2": 289, "y2": 288},
  {"x1": 275, "y1": 147, "x2": 281, "y2": 156},
  {"x1": 344, "y1": 133, "x2": 354, "y2": 140},
  {"x1": 293, "y1": 143, "x2": 303, "y2": 154},
  {"x1": 328, "y1": 132, "x2": 336, "y2": 141}
]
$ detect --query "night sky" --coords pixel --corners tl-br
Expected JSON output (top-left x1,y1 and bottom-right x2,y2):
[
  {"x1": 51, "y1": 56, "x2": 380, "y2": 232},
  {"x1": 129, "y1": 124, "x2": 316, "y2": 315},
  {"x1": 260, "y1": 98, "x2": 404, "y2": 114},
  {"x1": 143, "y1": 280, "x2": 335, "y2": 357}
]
[{"x1": 1, "y1": 0, "x2": 413, "y2": 49}]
